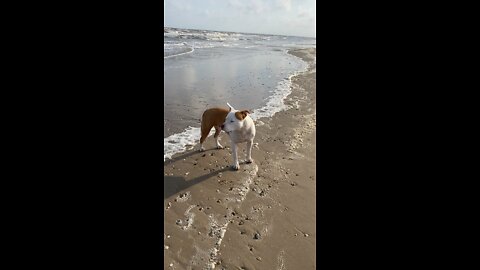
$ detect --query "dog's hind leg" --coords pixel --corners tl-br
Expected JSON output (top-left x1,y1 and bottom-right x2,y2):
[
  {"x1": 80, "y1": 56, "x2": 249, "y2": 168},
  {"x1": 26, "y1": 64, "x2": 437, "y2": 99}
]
[
  {"x1": 214, "y1": 126, "x2": 224, "y2": 149},
  {"x1": 199, "y1": 123, "x2": 212, "y2": 152}
]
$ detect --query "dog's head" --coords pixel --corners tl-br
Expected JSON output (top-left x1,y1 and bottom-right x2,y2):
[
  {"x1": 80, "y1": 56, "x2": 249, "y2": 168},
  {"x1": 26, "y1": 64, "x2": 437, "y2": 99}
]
[{"x1": 221, "y1": 103, "x2": 251, "y2": 133}]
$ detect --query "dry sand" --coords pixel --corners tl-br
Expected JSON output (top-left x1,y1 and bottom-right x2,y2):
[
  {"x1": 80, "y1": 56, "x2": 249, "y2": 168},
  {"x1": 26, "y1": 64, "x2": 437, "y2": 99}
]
[{"x1": 164, "y1": 48, "x2": 316, "y2": 270}]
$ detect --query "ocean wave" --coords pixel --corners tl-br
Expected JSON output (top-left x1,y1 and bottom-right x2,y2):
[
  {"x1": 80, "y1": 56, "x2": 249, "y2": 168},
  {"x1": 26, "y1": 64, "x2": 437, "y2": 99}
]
[
  {"x1": 164, "y1": 48, "x2": 194, "y2": 58},
  {"x1": 164, "y1": 29, "x2": 240, "y2": 42},
  {"x1": 164, "y1": 42, "x2": 195, "y2": 58},
  {"x1": 164, "y1": 41, "x2": 245, "y2": 58}
]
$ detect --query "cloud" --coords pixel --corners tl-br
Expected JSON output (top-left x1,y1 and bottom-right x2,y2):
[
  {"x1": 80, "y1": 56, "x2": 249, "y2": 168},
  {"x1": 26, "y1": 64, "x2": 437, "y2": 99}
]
[
  {"x1": 166, "y1": 0, "x2": 192, "y2": 12},
  {"x1": 296, "y1": 6, "x2": 315, "y2": 22},
  {"x1": 166, "y1": 0, "x2": 316, "y2": 37},
  {"x1": 276, "y1": 0, "x2": 291, "y2": 11},
  {"x1": 229, "y1": 1, "x2": 262, "y2": 14},
  {"x1": 228, "y1": 0, "x2": 294, "y2": 13}
]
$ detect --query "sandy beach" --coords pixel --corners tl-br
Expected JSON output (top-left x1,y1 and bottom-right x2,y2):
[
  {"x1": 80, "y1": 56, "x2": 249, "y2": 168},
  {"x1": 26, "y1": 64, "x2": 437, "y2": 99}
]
[{"x1": 164, "y1": 48, "x2": 316, "y2": 269}]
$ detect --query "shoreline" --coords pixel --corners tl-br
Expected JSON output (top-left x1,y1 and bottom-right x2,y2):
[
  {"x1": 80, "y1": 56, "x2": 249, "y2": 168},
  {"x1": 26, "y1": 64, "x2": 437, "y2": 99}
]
[{"x1": 164, "y1": 47, "x2": 316, "y2": 269}]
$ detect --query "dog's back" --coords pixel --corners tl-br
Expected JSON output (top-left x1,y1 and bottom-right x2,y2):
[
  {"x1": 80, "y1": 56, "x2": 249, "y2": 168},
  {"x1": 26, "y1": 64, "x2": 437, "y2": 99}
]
[{"x1": 201, "y1": 108, "x2": 229, "y2": 128}]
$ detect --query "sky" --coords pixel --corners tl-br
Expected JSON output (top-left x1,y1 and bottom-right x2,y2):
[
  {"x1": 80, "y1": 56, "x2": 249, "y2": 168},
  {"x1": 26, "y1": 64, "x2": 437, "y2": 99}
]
[{"x1": 164, "y1": 0, "x2": 316, "y2": 38}]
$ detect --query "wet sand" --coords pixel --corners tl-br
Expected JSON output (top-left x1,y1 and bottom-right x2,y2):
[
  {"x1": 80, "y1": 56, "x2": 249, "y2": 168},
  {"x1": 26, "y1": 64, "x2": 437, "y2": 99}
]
[{"x1": 164, "y1": 48, "x2": 316, "y2": 269}]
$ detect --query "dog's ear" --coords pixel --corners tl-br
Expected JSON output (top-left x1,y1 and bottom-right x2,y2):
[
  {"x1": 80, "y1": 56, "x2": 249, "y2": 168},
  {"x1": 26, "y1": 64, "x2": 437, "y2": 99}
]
[
  {"x1": 227, "y1": 102, "x2": 235, "y2": 112},
  {"x1": 235, "y1": 110, "x2": 250, "y2": 120}
]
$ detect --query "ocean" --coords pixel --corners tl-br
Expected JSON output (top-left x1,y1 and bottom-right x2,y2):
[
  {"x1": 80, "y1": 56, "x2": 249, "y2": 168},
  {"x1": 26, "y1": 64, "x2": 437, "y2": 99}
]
[{"x1": 164, "y1": 27, "x2": 316, "y2": 160}]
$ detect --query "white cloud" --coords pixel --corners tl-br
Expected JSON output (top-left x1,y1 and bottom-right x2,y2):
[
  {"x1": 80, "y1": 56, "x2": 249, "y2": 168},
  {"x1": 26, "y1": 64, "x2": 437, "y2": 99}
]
[
  {"x1": 166, "y1": 0, "x2": 315, "y2": 37},
  {"x1": 166, "y1": 0, "x2": 192, "y2": 12},
  {"x1": 276, "y1": 0, "x2": 292, "y2": 11},
  {"x1": 228, "y1": 0, "x2": 273, "y2": 14}
]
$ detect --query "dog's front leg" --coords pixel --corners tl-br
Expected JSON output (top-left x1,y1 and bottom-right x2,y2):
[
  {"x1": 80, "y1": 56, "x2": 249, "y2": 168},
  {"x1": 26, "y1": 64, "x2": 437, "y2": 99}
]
[
  {"x1": 246, "y1": 140, "x2": 254, "y2": 164},
  {"x1": 231, "y1": 142, "x2": 239, "y2": 170}
]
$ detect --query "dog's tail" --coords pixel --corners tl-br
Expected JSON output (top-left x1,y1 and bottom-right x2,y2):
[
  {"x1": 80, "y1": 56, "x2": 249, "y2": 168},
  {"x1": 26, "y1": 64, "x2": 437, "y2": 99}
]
[{"x1": 226, "y1": 102, "x2": 234, "y2": 111}]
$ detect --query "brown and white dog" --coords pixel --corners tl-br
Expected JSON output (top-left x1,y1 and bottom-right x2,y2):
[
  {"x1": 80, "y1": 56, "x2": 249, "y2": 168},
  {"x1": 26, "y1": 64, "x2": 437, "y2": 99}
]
[
  {"x1": 221, "y1": 103, "x2": 256, "y2": 170},
  {"x1": 199, "y1": 103, "x2": 256, "y2": 170}
]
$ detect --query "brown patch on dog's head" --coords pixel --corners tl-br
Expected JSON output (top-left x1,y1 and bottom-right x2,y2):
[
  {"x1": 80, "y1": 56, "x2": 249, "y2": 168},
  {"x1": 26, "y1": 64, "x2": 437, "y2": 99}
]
[{"x1": 235, "y1": 110, "x2": 250, "y2": 120}]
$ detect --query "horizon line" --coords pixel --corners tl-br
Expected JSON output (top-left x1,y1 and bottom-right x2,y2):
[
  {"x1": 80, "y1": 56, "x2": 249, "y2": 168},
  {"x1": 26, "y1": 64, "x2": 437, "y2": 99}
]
[{"x1": 164, "y1": 25, "x2": 316, "y2": 39}]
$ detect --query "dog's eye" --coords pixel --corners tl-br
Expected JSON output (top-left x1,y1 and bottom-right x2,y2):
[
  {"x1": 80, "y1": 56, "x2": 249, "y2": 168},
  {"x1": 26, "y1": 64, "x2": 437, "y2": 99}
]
[{"x1": 230, "y1": 120, "x2": 234, "y2": 123}]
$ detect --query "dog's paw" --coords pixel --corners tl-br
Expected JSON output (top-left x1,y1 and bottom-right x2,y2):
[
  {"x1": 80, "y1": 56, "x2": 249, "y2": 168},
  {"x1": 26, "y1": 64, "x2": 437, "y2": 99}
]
[
  {"x1": 231, "y1": 164, "x2": 240, "y2": 170},
  {"x1": 246, "y1": 158, "x2": 254, "y2": 164}
]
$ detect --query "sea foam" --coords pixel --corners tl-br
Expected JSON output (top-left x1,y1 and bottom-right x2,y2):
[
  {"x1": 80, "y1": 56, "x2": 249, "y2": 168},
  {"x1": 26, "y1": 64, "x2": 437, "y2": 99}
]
[{"x1": 250, "y1": 50, "x2": 309, "y2": 120}]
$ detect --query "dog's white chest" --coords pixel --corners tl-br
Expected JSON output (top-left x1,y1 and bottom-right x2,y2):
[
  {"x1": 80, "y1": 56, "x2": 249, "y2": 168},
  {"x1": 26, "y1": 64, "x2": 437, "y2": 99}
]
[{"x1": 228, "y1": 119, "x2": 255, "y2": 143}]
